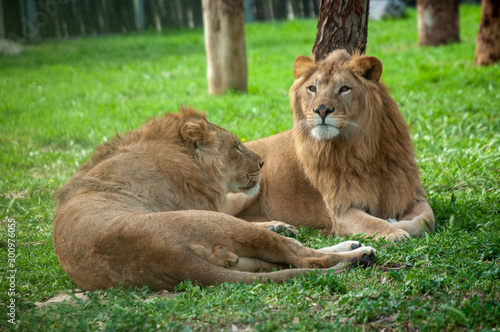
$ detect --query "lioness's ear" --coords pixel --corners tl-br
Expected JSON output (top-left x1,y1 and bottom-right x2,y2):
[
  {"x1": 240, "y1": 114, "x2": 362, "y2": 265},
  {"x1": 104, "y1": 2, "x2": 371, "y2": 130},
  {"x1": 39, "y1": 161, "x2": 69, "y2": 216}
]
[
  {"x1": 180, "y1": 120, "x2": 208, "y2": 145},
  {"x1": 350, "y1": 56, "x2": 383, "y2": 82},
  {"x1": 293, "y1": 55, "x2": 315, "y2": 79}
]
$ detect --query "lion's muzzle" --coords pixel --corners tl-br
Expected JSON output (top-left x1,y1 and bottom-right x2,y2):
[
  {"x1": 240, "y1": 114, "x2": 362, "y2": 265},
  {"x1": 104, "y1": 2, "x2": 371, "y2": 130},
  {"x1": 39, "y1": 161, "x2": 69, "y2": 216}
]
[{"x1": 313, "y1": 104, "x2": 335, "y2": 124}]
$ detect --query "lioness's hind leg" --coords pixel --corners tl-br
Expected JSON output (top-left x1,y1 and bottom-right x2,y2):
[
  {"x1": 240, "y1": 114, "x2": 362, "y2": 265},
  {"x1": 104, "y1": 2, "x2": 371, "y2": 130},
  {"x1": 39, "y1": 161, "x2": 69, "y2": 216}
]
[
  {"x1": 190, "y1": 244, "x2": 239, "y2": 268},
  {"x1": 223, "y1": 216, "x2": 376, "y2": 270},
  {"x1": 326, "y1": 246, "x2": 377, "y2": 269},
  {"x1": 229, "y1": 257, "x2": 288, "y2": 272},
  {"x1": 191, "y1": 244, "x2": 287, "y2": 272}
]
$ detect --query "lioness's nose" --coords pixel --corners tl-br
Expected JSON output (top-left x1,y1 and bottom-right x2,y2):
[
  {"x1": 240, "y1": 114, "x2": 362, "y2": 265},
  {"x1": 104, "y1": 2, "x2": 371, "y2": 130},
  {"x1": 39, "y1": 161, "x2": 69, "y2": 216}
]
[
  {"x1": 259, "y1": 161, "x2": 264, "y2": 169},
  {"x1": 313, "y1": 104, "x2": 334, "y2": 120}
]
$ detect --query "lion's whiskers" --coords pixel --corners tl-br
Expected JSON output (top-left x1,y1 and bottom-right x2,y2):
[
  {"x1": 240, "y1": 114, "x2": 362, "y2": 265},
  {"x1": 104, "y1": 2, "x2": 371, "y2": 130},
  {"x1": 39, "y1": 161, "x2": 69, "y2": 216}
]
[
  {"x1": 242, "y1": 178, "x2": 252, "y2": 188},
  {"x1": 240, "y1": 173, "x2": 259, "y2": 189},
  {"x1": 295, "y1": 119, "x2": 310, "y2": 135}
]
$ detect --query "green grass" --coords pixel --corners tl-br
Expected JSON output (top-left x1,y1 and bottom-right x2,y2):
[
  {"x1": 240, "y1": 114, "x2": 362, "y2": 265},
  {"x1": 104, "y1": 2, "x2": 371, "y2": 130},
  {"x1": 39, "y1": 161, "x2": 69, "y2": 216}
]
[{"x1": 1, "y1": 5, "x2": 499, "y2": 331}]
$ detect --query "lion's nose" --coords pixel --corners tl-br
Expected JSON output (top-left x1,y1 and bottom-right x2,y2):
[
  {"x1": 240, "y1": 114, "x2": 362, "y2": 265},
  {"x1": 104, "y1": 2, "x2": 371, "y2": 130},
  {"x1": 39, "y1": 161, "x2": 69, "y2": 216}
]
[
  {"x1": 313, "y1": 104, "x2": 334, "y2": 122},
  {"x1": 258, "y1": 161, "x2": 264, "y2": 169}
]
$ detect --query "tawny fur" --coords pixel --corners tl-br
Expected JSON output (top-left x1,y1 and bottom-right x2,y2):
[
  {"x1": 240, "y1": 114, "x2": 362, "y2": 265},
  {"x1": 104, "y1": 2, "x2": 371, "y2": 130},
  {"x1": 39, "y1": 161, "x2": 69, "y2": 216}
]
[
  {"x1": 228, "y1": 50, "x2": 435, "y2": 241},
  {"x1": 53, "y1": 106, "x2": 377, "y2": 291}
]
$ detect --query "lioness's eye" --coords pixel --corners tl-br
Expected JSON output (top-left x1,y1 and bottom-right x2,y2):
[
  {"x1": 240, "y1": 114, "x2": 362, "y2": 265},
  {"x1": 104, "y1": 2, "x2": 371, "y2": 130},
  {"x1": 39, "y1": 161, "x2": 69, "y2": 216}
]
[
  {"x1": 339, "y1": 86, "x2": 351, "y2": 93},
  {"x1": 307, "y1": 85, "x2": 317, "y2": 93},
  {"x1": 235, "y1": 144, "x2": 242, "y2": 152}
]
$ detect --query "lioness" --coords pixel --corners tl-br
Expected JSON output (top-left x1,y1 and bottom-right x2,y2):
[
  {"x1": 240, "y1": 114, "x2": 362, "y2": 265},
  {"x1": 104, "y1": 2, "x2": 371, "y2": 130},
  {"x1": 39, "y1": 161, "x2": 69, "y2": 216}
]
[
  {"x1": 53, "y1": 107, "x2": 376, "y2": 291},
  {"x1": 227, "y1": 50, "x2": 435, "y2": 242}
]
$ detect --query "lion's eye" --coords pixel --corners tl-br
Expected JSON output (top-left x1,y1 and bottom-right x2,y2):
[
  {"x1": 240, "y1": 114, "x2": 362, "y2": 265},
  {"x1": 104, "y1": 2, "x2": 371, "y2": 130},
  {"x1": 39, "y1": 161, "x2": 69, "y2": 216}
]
[
  {"x1": 339, "y1": 86, "x2": 351, "y2": 93},
  {"x1": 234, "y1": 144, "x2": 242, "y2": 152},
  {"x1": 307, "y1": 85, "x2": 317, "y2": 93}
]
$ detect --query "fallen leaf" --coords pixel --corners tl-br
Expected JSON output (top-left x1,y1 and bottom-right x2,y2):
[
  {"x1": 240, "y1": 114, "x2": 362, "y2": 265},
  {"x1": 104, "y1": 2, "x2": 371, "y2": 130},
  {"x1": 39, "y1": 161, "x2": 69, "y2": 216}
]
[
  {"x1": 35, "y1": 292, "x2": 88, "y2": 309},
  {"x1": 21, "y1": 242, "x2": 45, "y2": 247}
]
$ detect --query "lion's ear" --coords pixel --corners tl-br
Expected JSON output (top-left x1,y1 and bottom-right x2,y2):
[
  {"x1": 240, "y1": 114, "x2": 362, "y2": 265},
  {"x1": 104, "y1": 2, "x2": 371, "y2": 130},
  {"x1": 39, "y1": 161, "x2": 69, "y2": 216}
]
[
  {"x1": 350, "y1": 56, "x2": 383, "y2": 82},
  {"x1": 293, "y1": 55, "x2": 315, "y2": 79},
  {"x1": 180, "y1": 120, "x2": 208, "y2": 145}
]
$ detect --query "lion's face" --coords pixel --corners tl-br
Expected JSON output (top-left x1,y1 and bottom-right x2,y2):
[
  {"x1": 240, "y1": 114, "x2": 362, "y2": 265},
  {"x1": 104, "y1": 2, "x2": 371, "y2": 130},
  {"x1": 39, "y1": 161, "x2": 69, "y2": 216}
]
[
  {"x1": 296, "y1": 69, "x2": 363, "y2": 140},
  {"x1": 180, "y1": 116, "x2": 263, "y2": 198},
  {"x1": 290, "y1": 50, "x2": 383, "y2": 141},
  {"x1": 216, "y1": 128, "x2": 264, "y2": 197}
]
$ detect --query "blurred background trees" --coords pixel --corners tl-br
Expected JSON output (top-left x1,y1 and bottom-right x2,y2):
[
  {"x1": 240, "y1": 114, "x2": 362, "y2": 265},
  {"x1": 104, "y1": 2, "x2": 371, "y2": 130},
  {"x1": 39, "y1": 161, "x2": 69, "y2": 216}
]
[
  {"x1": 417, "y1": 0, "x2": 460, "y2": 46},
  {"x1": 2, "y1": 0, "x2": 496, "y2": 88},
  {"x1": 0, "y1": 0, "x2": 319, "y2": 41}
]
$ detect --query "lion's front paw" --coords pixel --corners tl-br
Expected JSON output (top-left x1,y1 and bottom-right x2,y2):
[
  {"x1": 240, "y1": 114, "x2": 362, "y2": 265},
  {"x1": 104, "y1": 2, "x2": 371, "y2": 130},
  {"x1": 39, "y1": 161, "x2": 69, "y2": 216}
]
[
  {"x1": 378, "y1": 228, "x2": 409, "y2": 242},
  {"x1": 267, "y1": 222, "x2": 300, "y2": 238}
]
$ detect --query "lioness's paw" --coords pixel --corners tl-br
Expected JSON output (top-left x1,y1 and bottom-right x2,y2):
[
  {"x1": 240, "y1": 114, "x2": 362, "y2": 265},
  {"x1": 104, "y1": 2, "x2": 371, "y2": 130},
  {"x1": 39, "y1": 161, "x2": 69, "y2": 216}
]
[
  {"x1": 353, "y1": 246, "x2": 377, "y2": 256},
  {"x1": 350, "y1": 246, "x2": 377, "y2": 267},
  {"x1": 350, "y1": 241, "x2": 364, "y2": 250},
  {"x1": 317, "y1": 240, "x2": 364, "y2": 253},
  {"x1": 267, "y1": 222, "x2": 299, "y2": 238}
]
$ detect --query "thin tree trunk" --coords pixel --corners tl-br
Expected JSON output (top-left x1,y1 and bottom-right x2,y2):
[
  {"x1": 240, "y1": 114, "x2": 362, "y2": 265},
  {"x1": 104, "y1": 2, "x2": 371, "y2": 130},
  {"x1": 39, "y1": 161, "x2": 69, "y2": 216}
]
[
  {"x1": 0, "y1": 1, "x2": 5, "y2": 39},
  {"x1": 294, "y1": 0, "x2": 304, "y2": 18},
  {"x1": 153, "y1": 1, "x2": 162, "y2": 31},
  {"x1": 312, "y1": 0, "x2": 370, "y2": 62},
  {"x1": 192, "y1": 0, "x2": 203, "y2": 26},
  {"x1": 273, "y1": 0, "x2": 287, "y2": 20},
  {"x1": 286, "y1": 0, "x2": 294, "y2": 20},
  {"x1": 253, "y1": 0, "x2": 265, "y2": 20},
  {"x1": 202, "y1": 0, "x2": 248, "y2": 95},
  {"x1": 417, "y1": 0, "x2": 459, "y2": 46},
  {"x1": 475, "y1": 0, "x2": 500, "y2": 66},
  {"x1": 302, "y1": 0, "x2": 311, "y2": 18},
  {"x1": 266, "y1": 0, "x2": 274, "y2": 20}
]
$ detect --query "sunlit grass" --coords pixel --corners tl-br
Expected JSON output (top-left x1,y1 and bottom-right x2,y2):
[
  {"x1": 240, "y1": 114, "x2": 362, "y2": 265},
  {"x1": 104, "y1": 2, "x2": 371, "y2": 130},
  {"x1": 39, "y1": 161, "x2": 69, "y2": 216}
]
[{"x1": 0, "y1": 5, "x2": 499, "y2": 330}]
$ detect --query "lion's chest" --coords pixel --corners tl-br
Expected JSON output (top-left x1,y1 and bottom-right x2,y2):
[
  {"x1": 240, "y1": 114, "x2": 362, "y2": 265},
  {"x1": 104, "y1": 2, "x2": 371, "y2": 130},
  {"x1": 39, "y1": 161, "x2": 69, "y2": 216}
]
[{"x1": 303, "y1": 155, "x2": 408, "y2": 218}]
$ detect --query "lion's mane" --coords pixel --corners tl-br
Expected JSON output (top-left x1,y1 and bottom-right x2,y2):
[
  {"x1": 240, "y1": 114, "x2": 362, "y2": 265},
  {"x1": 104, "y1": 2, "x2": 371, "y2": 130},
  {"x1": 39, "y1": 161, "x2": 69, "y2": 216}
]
[{"x1": 290, "y1": 50, "x2": 427, "y2": 220}]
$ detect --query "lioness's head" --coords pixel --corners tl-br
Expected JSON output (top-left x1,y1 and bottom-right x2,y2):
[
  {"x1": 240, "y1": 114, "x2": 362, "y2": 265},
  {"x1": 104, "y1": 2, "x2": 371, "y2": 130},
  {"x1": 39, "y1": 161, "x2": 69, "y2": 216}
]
[
  {"x1": 290, "y1": 49, "x2": 383, "y2": 141},
  {"x1": 179, "y1": 108, "x2": 264, "y2": 197}
]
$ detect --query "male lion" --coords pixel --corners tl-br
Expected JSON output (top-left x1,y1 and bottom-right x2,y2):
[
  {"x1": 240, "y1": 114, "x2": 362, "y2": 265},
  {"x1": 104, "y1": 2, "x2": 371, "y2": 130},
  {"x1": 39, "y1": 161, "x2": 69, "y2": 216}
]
[
  {"x1": 53, "y1": 107, "x2": 376, "y2": 291},
  {"x1": 226, "y1": 50, "x2": 435, "y2": 242}
]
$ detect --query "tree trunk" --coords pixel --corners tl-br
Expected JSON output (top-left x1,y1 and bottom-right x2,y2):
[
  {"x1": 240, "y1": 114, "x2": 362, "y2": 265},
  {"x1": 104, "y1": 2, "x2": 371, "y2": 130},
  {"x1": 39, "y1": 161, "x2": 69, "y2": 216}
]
[
  {"x1": 273, "y1": 0, "x2": 287, "y2": 20},
  {"x1": 202, "y1": 0, "x2": 248, "y2": 95},
  {"x1": 0, "y1": 1, "x2": 5, "y2": 39},
  {"x1": 192, "y1": 0, "x2": 204, "y2": 27},
  {"x1": 475, "y1": 0, "x2": 500, "y2": 66},
  {"x1": 417, "y1": 0, "x2": 459, "y2": 46},
  {"x1": 312, "y1": 0, "x2": 370, "y2": 62}
]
